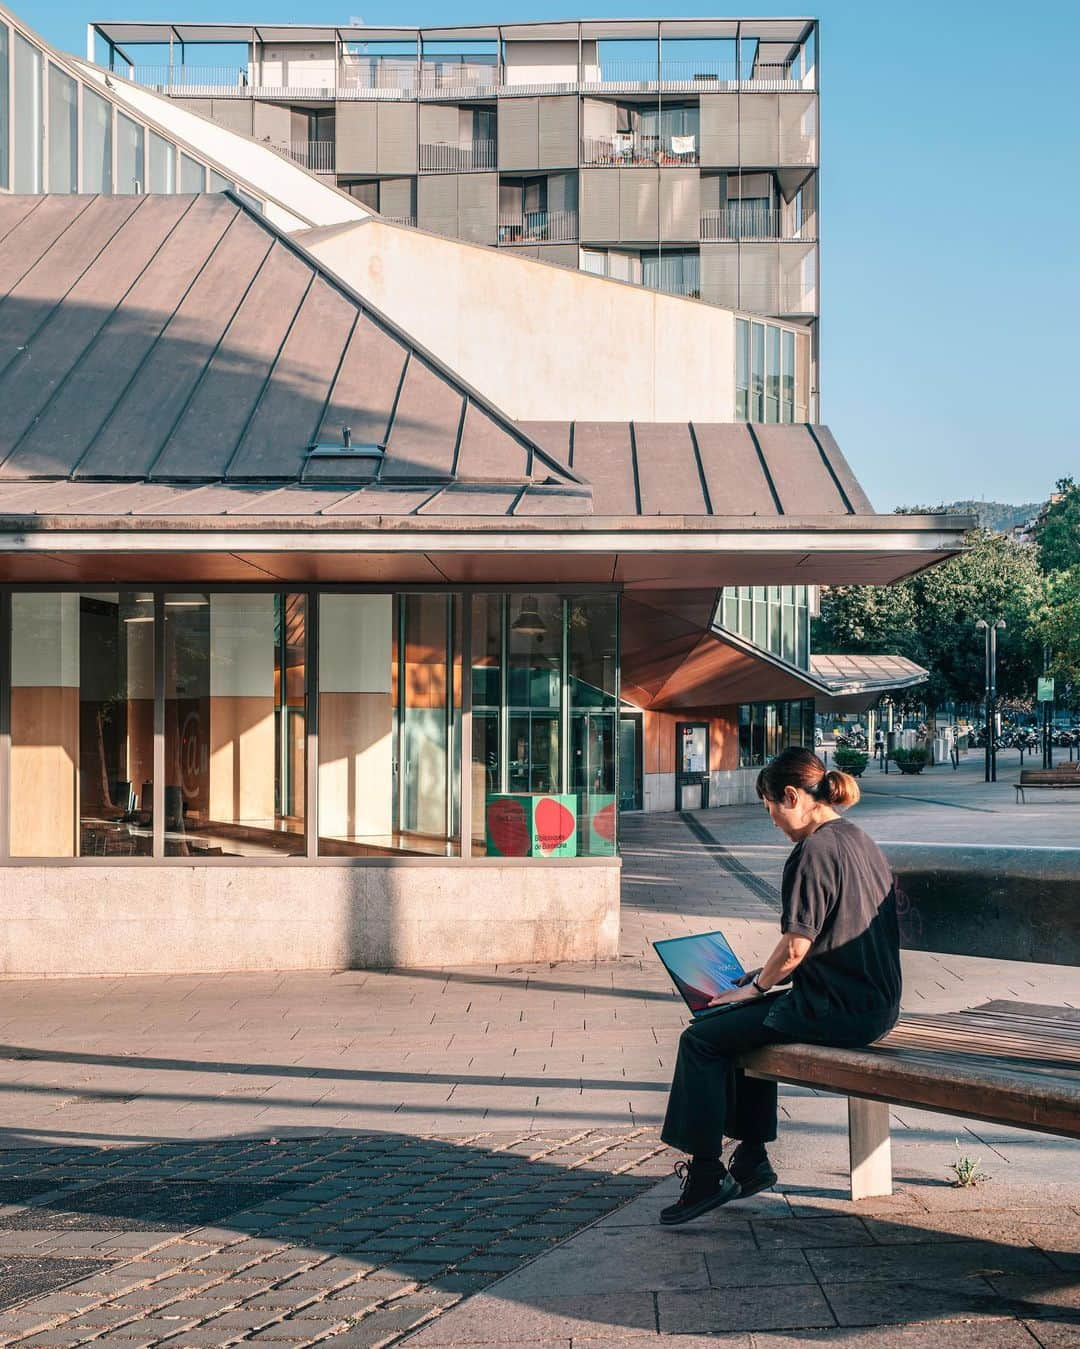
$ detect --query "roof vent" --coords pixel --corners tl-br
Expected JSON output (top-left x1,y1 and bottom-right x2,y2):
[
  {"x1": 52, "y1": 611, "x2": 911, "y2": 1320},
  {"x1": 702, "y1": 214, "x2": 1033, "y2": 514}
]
[{"x1": 307, "y1": 425, "x2": 385, "y2": 459}]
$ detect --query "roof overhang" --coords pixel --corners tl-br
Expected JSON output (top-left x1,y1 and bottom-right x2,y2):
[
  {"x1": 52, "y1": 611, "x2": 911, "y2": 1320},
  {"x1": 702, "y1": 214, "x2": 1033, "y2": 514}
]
[
  {"x1": 0, "y1": 517, "x2": 968, "y2": 588},
  {"x1": 810, "y1": 653, "x2": 929, "y2": 714}
]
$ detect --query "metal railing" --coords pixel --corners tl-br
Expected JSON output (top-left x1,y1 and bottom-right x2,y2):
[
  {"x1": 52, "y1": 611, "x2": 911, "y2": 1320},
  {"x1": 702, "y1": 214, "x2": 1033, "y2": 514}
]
[
  {"x1": 382, "y1": 215, "x2": 417, "y2": 228},
  {"x1": 272, "y1": 141, "x2": 336, "y2": 174},
  {"x1": 418, "y1": 140, "x2": 496, "y2": 172},
  {"x1": 132, "y1": 64, "x2": 250, "y2": 94},
  {"x1": 419, "y1": 59, "x2": 501, "y2": 94},
  {"x1": 340, "y1": 58, "x2": 419, "y2": 93},
  {"x1": 497, "y1": 210, "x2": 578, "y2": 244},
  {"x1": 700, "y1": 206, "x2": 817, "y2": 242},
  {"x1": 580, "y1": 133, "x2": 699, "y2": 167}
]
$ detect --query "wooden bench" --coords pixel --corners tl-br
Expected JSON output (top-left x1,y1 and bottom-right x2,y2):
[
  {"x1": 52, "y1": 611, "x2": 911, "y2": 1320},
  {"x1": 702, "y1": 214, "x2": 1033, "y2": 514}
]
[
  {"x1": 741, "y1": 1001, "x2": 1079, "y2": 1200},
  {"x1": 739, "y1": 845, "x2": 1080, "y2": 1201},
  {"x1": 1015, "y1": 764, "x2": 1080, "y2": 803}
]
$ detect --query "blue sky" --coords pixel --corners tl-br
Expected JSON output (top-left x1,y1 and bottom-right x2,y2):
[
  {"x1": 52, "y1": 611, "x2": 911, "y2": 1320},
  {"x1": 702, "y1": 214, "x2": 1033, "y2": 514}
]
[{"x1": 29, "y1": 0, "x2": 1080, "y2": 510}]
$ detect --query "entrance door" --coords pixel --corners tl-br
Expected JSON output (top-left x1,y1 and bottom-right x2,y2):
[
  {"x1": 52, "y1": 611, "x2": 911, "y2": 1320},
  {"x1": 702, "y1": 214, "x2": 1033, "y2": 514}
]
[
  {"x1": 675, "y1": 721, "x2": 709, "y2": 811},
  {"x1": 618, "y1": 714, "x2": 643, "y2": 812}
]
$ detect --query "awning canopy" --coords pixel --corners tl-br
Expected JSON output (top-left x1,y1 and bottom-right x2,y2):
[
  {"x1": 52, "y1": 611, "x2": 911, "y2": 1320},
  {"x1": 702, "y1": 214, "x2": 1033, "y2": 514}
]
[{"x1": 810, "y1": 653, "x2": 929, "y2": 714}]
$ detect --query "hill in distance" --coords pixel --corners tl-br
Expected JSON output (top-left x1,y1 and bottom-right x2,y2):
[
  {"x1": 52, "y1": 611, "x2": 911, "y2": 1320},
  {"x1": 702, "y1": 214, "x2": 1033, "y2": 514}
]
[{"x1": 896, "y1": 499, "x2": 1043, "y2": 532}]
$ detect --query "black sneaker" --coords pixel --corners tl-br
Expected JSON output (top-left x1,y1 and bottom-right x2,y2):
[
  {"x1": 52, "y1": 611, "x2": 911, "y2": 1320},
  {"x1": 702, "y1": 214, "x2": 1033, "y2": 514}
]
[
  {"x1": 728, "y1": 1145, "x2": 778, "y2": 1199},
  {"x1": 659, "y1": 1160, "x2": 741, "y2": 1226}
]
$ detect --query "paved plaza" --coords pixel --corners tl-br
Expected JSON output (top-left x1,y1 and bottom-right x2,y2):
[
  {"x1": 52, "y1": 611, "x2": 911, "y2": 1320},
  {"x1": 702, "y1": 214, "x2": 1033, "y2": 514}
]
[{"x1": 0, "y1": 749, "x2": 1076, "y2": 1346}]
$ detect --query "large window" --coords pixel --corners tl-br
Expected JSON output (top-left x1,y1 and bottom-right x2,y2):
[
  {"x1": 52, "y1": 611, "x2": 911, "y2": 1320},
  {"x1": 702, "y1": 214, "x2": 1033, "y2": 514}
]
[
  {"x1": 736, "y1": 317, "x2": 809, "y2": 425},
  {"x1": 738, "y1": 698, "x2": 815, "y2": 768},
  {"x1": 6, "y1": 589, "x2": 619, "y2": 862},
  {"x1": 717, "y1": 585, "x2": 811, "y2": 669},
  {"x1": 10, "y1": 593, "x2": 154, "y2": 858},
  {"x1": 164, "y1": 593, "x2": 306, "y2": 857},
  {"x1": 13, "y1": 32, "x2": 42, "y2": 193},
  {"x1": 149, "y1": 131, "x2": 175, "y2": 192},
  {"x1": 82, "y1": 86, "x2": 112, "y2": 192},
  {"x1": 116, "y1": 113, "x2": 144, "y2": 194},
  {"x1": 48, "y1": 64, "x2": 77, "y2": 193},
  {"x1": 0, "y1": 23, "x2": 9, "y2": 189}
]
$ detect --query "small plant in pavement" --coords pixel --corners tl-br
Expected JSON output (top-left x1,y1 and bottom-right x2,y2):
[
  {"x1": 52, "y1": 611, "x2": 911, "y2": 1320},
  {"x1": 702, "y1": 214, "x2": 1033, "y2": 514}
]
[{"x1": 948, "y1": 1143, "x2": 990, "y2": 1188}]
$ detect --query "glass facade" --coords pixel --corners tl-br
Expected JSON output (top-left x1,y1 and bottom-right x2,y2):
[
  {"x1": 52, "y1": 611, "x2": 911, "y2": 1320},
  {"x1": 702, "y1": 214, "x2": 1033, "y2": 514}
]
[
  {"x1": 736, "y1": 317, "x2": 810, "y2": 423},
  {"x1": 738, "y1": 698, "x2": 816, "y2": 768},
  {"x1": 718, "y1": 585, "x2": 811, "y2": 670},
  {"x1": 0, "y1": 11, "x2": 265, "y2": 210},
  {"x1": 3, "y1": 588, "x2": 619, "y2": 862}
]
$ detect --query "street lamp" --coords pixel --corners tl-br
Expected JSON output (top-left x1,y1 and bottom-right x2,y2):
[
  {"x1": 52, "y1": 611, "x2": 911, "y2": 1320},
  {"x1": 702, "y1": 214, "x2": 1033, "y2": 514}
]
[{"x1": 975, "y1": 618, "x2": 1006, "y2": 782}]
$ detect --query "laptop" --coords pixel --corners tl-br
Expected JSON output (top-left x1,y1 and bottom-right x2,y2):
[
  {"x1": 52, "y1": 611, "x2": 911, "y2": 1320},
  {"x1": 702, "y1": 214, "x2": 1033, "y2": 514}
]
[{"x1": 653, "y1": 930, "x2": 784, "y2": 1019}]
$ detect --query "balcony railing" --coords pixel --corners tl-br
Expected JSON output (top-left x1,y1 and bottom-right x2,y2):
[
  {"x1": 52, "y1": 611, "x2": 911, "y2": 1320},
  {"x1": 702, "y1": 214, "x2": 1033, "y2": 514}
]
[
  {"x1": 497, "y1": 210, "x2": 578, "y2": 245},
  {"x1": 419, "y1": 140, "x2": 496, "y2": 172},
  {"x1": 580, "y1": 133, "x2": 699, "y2": 167},
  {"x1": 272, "y1": 141, "x2": 336, "y2": 174},
  {"x1": 419, "y1": 59, "x2": 501, "y2": 94},
  {"x1": 700, "y1": 206, "x2": 817, "y2": 242},
  {"x1": 132, "y1": 64, "x2": 250, "y2": 94}
]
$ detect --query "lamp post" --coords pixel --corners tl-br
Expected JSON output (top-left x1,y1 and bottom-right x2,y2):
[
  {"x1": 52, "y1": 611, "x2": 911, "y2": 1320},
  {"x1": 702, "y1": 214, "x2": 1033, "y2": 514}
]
[{"x1": 975, "y1": 618, "x2": 1006, "y2": 783}]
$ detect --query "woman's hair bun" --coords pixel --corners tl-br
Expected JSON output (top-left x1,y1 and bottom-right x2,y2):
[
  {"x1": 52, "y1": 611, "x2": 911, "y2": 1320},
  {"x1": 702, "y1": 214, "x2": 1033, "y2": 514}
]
[{"x1": 823, "y1": 768, "x2": 860, "y2": 808}]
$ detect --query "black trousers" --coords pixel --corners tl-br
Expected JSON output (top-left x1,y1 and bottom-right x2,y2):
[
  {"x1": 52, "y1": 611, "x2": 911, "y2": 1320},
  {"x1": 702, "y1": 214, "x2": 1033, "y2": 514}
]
[{"x1": 660, "y1": 997, "x2": 793, "y2": 1157}]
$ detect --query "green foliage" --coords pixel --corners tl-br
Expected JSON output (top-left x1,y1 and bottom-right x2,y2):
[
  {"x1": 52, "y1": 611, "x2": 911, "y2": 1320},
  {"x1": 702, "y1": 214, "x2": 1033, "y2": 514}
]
[
  {"x1": 1033, "y1": 566, "x2": 1080, "y2": 692},
  {"x1": 831, "y1": 747, "x2": 868, "y2": 776},
  {"x1": 1035, "y1": 478, "x2": 1080, "y2": 574},
  {"x1": 948, "y1": 1143, "x2": 990, "y2": 1188},
  {"x1": 815, "y1": 531, "x2": 1044, "y2": 712},
  {"x1": 901, "y1": 501, "x2": 1041, "y2": 533},
  {"x1": 890, "y1": 747, "x2": 929, "y2": 773}
]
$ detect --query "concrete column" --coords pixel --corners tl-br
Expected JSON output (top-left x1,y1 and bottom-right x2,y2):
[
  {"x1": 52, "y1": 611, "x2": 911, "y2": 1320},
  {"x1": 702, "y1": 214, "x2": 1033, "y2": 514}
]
[
  {"x1": 125, "y1": 599, "x2": 154, "y2": 808},
  {"x1": 318, "y1": 594, "x2": 393, "y2": 841},
  {"x1": 209, "y1": 594, "x2": 276, "y2": 826},
  {"x1": 11, "y1": 594, "x2": 79, "y2": 856}
]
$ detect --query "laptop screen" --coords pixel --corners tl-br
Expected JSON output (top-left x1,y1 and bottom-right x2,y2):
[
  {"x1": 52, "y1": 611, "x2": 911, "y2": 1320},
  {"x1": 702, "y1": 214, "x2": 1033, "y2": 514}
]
[{"x1": 654, "y1": 930, "x2": 746, "y2": 1013}]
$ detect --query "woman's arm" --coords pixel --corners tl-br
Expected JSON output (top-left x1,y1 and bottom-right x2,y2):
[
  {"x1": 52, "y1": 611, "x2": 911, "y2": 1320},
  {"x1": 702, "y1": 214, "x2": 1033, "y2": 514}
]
[{"x1": 706, "y1": 933, "x2": 812, "y2": 1007}]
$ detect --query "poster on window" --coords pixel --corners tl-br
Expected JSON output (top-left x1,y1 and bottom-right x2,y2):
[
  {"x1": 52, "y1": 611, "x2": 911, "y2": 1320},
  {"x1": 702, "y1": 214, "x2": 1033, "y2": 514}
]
[{"x1": 485, "y1": 793, "x2": 578, "y2": 858}]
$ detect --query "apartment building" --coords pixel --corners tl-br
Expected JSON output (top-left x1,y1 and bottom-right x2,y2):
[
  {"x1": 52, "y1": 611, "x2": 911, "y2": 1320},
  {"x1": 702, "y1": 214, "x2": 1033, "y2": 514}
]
[{"x1": 87, "y1": 17, "x2": 820, "y2": 405}]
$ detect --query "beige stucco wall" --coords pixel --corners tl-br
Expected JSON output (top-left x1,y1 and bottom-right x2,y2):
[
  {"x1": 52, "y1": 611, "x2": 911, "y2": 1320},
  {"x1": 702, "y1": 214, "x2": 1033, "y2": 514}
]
[
  {"x1": 0, "y1": 861, "x2": 621, "y2": 977},
  {"x1": 301, "y1": 219, "x2": 737, "y2": 423}
]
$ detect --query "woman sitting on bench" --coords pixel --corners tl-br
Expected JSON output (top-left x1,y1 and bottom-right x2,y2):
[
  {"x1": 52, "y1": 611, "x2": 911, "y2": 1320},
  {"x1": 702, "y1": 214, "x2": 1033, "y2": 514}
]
[{"x1": 659, "y1": 747, "x2": 902, "y2": 1225}]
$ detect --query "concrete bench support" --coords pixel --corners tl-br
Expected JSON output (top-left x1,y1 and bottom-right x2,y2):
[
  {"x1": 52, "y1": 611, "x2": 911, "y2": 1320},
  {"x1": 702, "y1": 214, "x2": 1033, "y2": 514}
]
[{"x1": 847, "y1": 1096, "x2": 892, "y2": 1200}]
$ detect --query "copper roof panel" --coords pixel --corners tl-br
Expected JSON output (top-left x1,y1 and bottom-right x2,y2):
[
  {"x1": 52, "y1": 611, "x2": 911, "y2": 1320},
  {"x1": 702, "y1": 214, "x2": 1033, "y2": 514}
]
[
  {"x1": 632, "y1": 423, "x2": 708, "y2": 516},
  {"x1": 150, "y1": 241, "x2": 312, "y2": 481},
  {"x1": 456, "y1": 402, "x2": 534, "y2": 482},
  {"x1": 0, "y1": 197, "x2": 94, "y2": 300},
  {"x1": 227, "y1": 275, "x2": 357, "y2": 480},
  {"x1": 691, "y1": 424, "x2": 780, "y2": 516},
  {"x1": 0, "y1": 195, "x2": 42, "y2": 247},
  {"x1": 322, "y1": 486, "x2": 441, "y2": 515},
  {"x1": 807, "y1": 425, "x2": 875, "y2": 514},
  {"x1": 0, "y1": 197, "x2": 238, "y2": 478},
  {"x1": 754, "y1": 424, "x2": 849, "y2": 515},
  {"x1": 517, "y1": 421, "x2": 572, "y2": 464},
  {"x1": 572, "y1": 423, "x2": 638, "y2": 516},
  {"x1": 226, "y1": 486, "x2": 357, "y2": 516},
  {"x1": 314, "y1": 313, "x2": 409, "y2": 452},
  {"x1": 77, "y1": 211, "x2": 274, "y2": 479},
  {"x1": 419, "y1": 486, "x2": 523, "y2": 515},
  {"x1": 380, "y1": 357, "x2": 463, "y2": 480},
  {"x1": 0, "y1": 195, "x2": 141, "y2": 372}
]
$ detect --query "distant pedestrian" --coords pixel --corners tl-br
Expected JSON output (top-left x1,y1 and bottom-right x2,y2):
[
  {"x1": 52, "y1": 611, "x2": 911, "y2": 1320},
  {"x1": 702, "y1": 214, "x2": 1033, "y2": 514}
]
[{"x1": 874, "y1": 727, "x2": 885, "y2": 769}]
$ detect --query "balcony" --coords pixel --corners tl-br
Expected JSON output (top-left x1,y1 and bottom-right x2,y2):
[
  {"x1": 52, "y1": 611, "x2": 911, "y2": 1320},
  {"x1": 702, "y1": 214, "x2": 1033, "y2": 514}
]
[
  {"x1": 700, "y1": 206, "x2": 817, "y2": 242},
  {"x1": 419, "y1": 140, "x2": 496, "y2": 173},
  {"x1": 582, "y1": 58, "x2": 800, "y2": 91},
  {"x1": 272, "y1": 141, "x2": 336, "y2": 175},
  {"x1": 419, "y1": 58, "x2": 501, "y2": 97},
  {"x1": 132, "y1": 64, "x2": 251, "y2": 95},
  {"x1": 497, "y1": 210, "x2": 578, "y2": 245},
  {"x1": 580, "y1": 133, "x2": 699, "y2": 168}
]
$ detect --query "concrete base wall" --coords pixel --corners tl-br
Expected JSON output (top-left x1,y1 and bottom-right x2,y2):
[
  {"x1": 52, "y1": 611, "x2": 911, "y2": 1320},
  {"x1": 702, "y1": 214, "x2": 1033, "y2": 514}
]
[
  {"x1": 643, "y1": 768, "x2": 758, "y2": 812},
  {"x1": 0, "y1": 861, "x2": 621, "y2": 977}
]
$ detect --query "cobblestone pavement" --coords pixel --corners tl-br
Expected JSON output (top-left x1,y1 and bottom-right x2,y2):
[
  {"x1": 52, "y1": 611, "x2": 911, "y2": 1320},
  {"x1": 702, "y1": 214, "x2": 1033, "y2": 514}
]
[
  {"x1": 0, "y1": 760, "x2": 1075, "y2": 1344},
  {"x1": 0, "y1": 1131, "x2": 668, "y2": 1346}
]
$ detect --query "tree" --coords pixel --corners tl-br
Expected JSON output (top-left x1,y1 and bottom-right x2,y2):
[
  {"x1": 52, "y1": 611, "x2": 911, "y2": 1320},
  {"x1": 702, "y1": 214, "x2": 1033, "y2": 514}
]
[
  {"x1": 1035, "y1": 477, "x2": 1080, "y2": 573},
  {"x1": 815, "y1": 530, "x2": 1044, "y2": 718},
  {"x1": 1033, "y1": 566, "x2": 1080, "y2": 704}
]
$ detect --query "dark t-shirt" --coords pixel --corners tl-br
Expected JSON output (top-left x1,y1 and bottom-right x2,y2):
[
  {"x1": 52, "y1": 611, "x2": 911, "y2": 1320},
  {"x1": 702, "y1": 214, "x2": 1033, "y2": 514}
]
[{"x1": 766, "y1": 817, "x2": 901, "y2": 1041}]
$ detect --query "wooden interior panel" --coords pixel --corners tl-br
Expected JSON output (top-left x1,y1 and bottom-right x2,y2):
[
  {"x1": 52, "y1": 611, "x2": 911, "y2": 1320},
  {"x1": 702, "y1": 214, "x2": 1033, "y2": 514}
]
[
  {"x1": 11, "y1": 686, "x2": 78, "y2": 857},
  {"x1": 318, "y1": 691, "x2": 393, "y2": 838},
  {"x1": 208, "y1": 695, "x2": 276, "y2": 824}
]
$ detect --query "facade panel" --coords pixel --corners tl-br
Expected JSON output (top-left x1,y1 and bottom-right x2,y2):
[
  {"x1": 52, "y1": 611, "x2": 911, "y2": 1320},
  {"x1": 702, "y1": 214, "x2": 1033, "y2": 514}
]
[
  {"x1": 779, "y1": 92, "x2": 817, "y2": 166},
  {"x1": 419, "y1": 102, "x2": 459, "y2": 146},
  {"x1": 498, "y1": 95, "x2": 538, "y2": 170},
  {"x1": 210, "y1": 99, "x2": 253, "y2": 136},
  {"x1": 660, "y1": 167, "x2": 700, "y2": 243},
  {"x1": 417, "y1": 173, "x2": 458, "y2": 235},
  {"x1": 335, "y1": 100, "x2": 377, "y2": 174},
  {"x1": 580, "y1": 168, "x2": 619, "y2": 241},
  {"x1": 538, "y1": 96, "x2": 578, "y2": 169},
  {"x1": 378, "y1": 101, "x2": 418, "y2": 174},
  {"x1": 619, "y1": 168, "x2": 658, "y2": 243},
  {"x1": 457, "y1": 172, "x2": 498, "y2": 243},
  {"x1": 379, "y1": 176, "x2": 415, "y2": 220},
  {"x1": 699, "y1": 93, "x2": 739, "y2": 167},
  {"x1": 739, "y1": 92, "x2": 779, "y2": 166},
  {"x1": 700, "y1": 243, "x2": 739, "y2": 308},
  {"x1": 252, "y1": 101, "x2": 293, "y2": 146}
]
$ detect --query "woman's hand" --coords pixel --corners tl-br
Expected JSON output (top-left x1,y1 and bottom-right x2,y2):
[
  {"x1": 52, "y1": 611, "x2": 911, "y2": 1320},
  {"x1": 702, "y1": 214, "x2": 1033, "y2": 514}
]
[
  {"x1": 733, "y1": 967, "x2": 763, "y2": 988},
  {"x1": 705, "y1": 983, "x2": 761, "y2": 1008}
]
